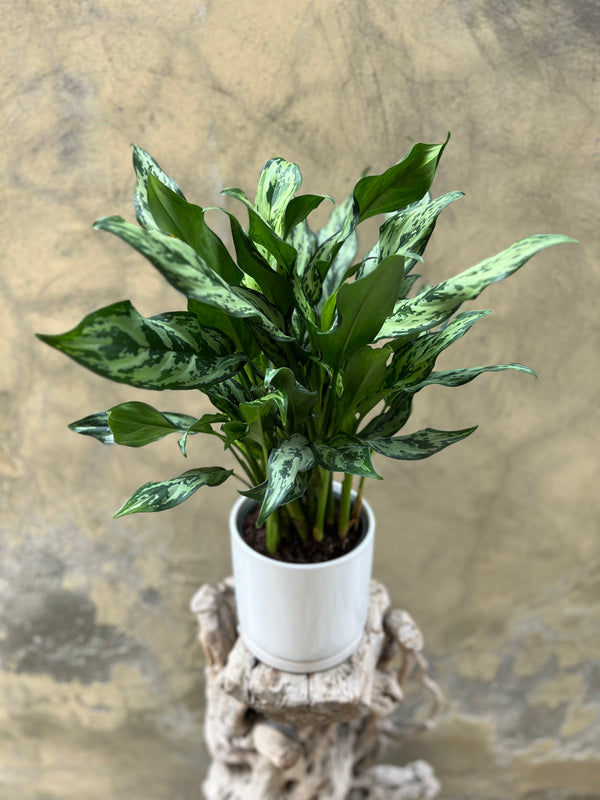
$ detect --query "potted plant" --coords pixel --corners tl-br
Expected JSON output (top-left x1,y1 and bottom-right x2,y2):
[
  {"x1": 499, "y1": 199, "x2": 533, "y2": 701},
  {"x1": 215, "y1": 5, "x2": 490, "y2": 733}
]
[{"x1": 37, "y1": 137, "x2": 573, "y2": 672}]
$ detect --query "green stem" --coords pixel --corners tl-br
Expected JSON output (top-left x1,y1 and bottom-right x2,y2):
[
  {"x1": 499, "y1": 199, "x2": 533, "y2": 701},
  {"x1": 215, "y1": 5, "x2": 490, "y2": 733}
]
[
  {"x1": 313, "y1": 468, "x2": 331, "y2": 542},
  {"x1": 338, "y1": 473, "x2": 353, "y2": 538},
  {"x1": 266, "y1": 509, "x2": 279, "y2": 554},
  {"x1": 285, "y1": 499, "x2": 309, "y2": 544}
]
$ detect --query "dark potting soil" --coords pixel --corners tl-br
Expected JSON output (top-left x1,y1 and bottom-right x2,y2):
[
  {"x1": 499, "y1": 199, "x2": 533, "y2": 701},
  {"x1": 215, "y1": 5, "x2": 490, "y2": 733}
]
[{"x1": 240, "y1": 503, "x2": 365, "y2": 564}]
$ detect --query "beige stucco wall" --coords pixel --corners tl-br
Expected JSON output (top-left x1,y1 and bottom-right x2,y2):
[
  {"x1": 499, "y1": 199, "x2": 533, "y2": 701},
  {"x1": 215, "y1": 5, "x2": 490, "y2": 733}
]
[{"x1": 1, "y1": 1, "x2": 598, "y2": 798}]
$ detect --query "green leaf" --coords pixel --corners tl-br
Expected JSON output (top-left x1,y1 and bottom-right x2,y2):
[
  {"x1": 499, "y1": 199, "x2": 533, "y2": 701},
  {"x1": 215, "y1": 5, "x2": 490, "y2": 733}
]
[
  {"x1": 367, "y1": 426, "x2": 477, "y2": 460},
  {"x1": 257, "y1": 434, "x2": 315, "y2": 525},
  {"x1": 354, "y1": 137, "x2": 449, "y2": 222},
  {"x1": 338, "y1": 345, "x2": 390, "y2": 423},
  {"x1": 93, "y1": 216, "x2": 294, "y2": 342},
  {"x1": 312, "y1": 434, "x2": 381, "y2": 479},
  {"x1": 132, "y1": 145, "x2": 185, "y2": 230},
  {"x1": 241, "y1": 390, "x2": 289, "y2": 429},
  {"x1": 37, "y1": 301, "x2": 245, "y2": 390},
  {"x1": 146, "y1": 175, "x2": 243, "y2": 285},
  {"x1": 376, "y1": 234, "x2": 576, "y2": 340},
  {"x1": 68, "y1": 412, "x2": 114, "y2": 444},
  {"x1": 254, "y1": 157, "x2": 303, "y2": 237},
  {"x1": 114, "y1": 466, "x2": 233, "y2": 517},
  {"x1": 225, "y1": 212, "x2": 295, "y2": 312},
  {"x1": 386, "y1": 310, "x2": 492, "y2": 389},
  {"x1": 107, "y1": 402, "x2": 196, "y2": 447},
  {"x1": 407, "y1": 363, "x2": 536, "y2": 391},
  {"x1": 247, "y1": 207, "x2": 298, "y2": 272},
  {"x1": 264, "y1": 366, "x2": 318, "y2": 428},
  {"x1": 283, "y1": 194, "x2": 332, "y2": 239},
  {"x1": 315, "y1": 255, "x2": 406, "y2": 370}
]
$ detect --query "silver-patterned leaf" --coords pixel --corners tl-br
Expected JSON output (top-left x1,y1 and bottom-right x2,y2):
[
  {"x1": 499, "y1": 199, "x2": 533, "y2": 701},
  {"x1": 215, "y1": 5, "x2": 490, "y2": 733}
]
[
  {"x1": 93, "y1": 216, "x2": 294, "y2": 342},
  {"x1": 68, "y1": 412, "x2": 114, "y2": 444},
  {"x1": 386, "y1": 310, "x2": 492, "y2": 389},
  {"x1": 132, "y1": 145, "x2": 185, "y2": 230},
  {"x1": 312, "y1": 434, "x2": 381, "y2": 479},
  {"x1": 257, "y1": 434, "x2": 315, "y2": 525},
  {"x1": 407, "y1": 363, "x2": 536, "y2": 391},
  {"x1": 37, "y1": 300, "x2": 245, "y2": 390},
  {"x1": 376, "y1": 234, "x2": 575, "y2": 340},
  {"x1": 367, "y1": 426, "x2": 477, "y2": 460},
  {"x1": 254, "y1": 158, "x2": 303, "y2": 237},
  {"x1": 114, "y1": 467, "x2": 233, "y2": 517}
]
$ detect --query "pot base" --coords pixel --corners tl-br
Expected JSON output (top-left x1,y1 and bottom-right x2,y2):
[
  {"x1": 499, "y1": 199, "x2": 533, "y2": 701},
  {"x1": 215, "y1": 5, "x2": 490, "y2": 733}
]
[{"x1": 240, "y1": 629, "x2": 364, "y2": 674}]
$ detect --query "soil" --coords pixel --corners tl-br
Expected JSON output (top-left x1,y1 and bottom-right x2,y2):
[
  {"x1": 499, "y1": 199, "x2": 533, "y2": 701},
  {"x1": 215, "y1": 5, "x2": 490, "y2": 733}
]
[{"x1": 240, "y1": 503, "x2": 365, "y2": 564}]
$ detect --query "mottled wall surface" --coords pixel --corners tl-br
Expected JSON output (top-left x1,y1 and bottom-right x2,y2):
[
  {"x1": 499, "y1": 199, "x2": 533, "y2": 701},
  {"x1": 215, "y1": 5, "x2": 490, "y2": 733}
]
[{"x1": 1, "y1": 1, "x2": 598, "y2": 798}]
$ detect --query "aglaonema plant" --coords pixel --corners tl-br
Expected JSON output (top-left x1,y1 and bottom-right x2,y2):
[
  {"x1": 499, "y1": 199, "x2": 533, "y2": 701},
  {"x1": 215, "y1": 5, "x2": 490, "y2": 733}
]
[{"x1": 37, "y1": 137, "x2": 574, "y2": 555}]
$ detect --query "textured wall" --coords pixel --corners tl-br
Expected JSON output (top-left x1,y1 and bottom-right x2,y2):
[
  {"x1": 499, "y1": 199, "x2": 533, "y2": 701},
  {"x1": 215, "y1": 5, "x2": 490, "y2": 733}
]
[{"x1": 1, "y1": 1, "x2": 598, "y2": 798}]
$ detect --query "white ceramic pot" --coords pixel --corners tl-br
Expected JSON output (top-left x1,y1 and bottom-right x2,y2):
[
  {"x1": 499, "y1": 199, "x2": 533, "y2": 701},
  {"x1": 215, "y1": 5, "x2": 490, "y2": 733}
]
[{"x1": 229, "y1": 486, "x2": 375, "y2": 673}]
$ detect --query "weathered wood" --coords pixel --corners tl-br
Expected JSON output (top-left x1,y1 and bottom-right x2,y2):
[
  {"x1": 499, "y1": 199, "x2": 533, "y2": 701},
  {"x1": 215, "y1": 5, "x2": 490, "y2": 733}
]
[{"x1": 190, "y1": 578, "x2": 441, "y2": 800}]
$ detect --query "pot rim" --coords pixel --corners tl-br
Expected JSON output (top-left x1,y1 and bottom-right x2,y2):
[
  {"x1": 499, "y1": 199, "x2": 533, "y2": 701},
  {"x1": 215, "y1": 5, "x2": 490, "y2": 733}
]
[{"x1": 229, "y1": 489, "x2": 375, "y2": 572}]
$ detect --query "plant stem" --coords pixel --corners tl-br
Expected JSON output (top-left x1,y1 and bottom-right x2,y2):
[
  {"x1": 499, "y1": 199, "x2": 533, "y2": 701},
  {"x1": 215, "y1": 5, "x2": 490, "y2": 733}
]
[
  {"x1": 266, "y1": 509, "x2": 279, "y2": 554},
  {"x1": 351, "y1": 476, "x2": 365, "y2": 530},
  {"x1": 313, "y1": 468, "x2": 331, "y2": 542},
  {"x1": 286, "y1": 499, "x2": 309, "y2": 544},
  {"x1": 338, "y1": 473, "x2": 353, "y2": 538}
]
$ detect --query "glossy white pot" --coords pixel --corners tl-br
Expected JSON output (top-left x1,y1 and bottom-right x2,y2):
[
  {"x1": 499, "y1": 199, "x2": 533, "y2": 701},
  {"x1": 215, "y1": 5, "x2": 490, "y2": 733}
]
[{"x1": 229, "y1": 486, "x2": 375, "y2": 673}]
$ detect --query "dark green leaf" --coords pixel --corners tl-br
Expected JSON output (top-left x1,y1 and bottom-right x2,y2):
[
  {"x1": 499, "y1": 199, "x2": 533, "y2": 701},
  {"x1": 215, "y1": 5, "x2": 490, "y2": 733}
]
[
  {"x1": 354, "y1": 137, "x2": 449, "y2": 222},
  {"x1": 37, "y1": 301, "x2": 245, "y2": 390},
  {"x1": 147, "y1": 174, "x2": 242, "y2": 285},
  {"x1": 315, "y1": 254, "x2": 406, "y2": 370},
  {"x1": 247, "y1": 207, "x2": 298, "y2": 272},
  {"x1": 114, "y1": 467, "x2": 233, "y2": 517},
  {"x1": 108, "y1": 402, "x2": 196, "y2": 447},
  {"x1": 264, "y1": 366, "x2": 318, "y2": 428},
  {"x1": 368, "y1": 426, "x2": 477, "y2": 460},
  {"x1": 284, "y1": 194, "x2": 332, "y2": 239},
  {"x1": 338, "y1": 346, "x2": 390, "y2": 423}
]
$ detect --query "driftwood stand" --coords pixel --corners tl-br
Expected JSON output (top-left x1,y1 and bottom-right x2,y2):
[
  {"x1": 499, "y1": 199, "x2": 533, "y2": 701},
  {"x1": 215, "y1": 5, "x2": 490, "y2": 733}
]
[{"x1": 191, "y1": 579, "x2": 442, "y2": 800}]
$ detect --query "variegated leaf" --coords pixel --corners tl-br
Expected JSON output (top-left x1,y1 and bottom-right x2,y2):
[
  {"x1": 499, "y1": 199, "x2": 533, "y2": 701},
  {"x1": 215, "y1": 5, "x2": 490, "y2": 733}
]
[
  {"x1": 257, "y1": 434, "x2": 315, "y2": 525},
  {"x1": 354, "y1": 138, "x2": 449, "y2": 222},
  {"x1": 254, "y1": 157, "x2": 302, "y2": 237},
  {"x1": 377, "y1": 191, "x2": 464, "y2": 272},
  {"x1": 376, "y1": 234, "x2": 575, "y2": 340},
  {"x1": 407, "y1": 363, "x2": 536, "y2": 391},
  {"x1": 93, "y1": 216, "x2": 294, "y2": 342},
  {"x1": 359, "y1": 390, "x2": 413, "y2": 438},
  {"x1": 312, "y1": 434, "x2": 381, "y2": 479},
  {"x1": 68, "y1": 412, "x2": 114, "y2": 444},
  {"x1": 386, "y1": 310, "x2": 492, "y2": 389},
  {"x1": 241, "y1": 390, "x2": 288, "y2": 428},
  {"x1": 132, "y1": 145, "x2": 185, "y2": 230},
  {"x1": 37, "y1": 301, "x2": 245, "y2": 390},
  {"x1": 114, "y1": 466, "x2": 233, "y2": 517},
  {"x1": 367, "y1": 426, "x2": 477, "y2": 460}
]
